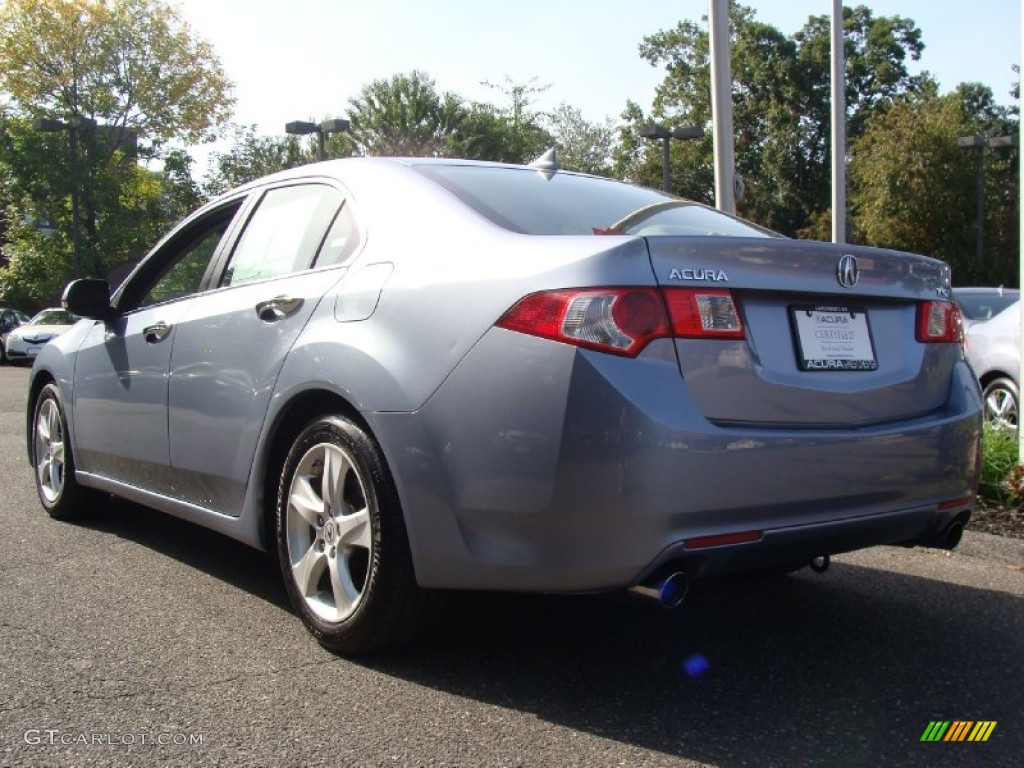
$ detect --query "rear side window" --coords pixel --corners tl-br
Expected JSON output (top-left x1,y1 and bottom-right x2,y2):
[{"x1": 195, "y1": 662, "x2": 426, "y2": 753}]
[
  {"x1": 315, "y1": 203, "x2": 361, "y2": 268},
  {"x1": 412, "y1": 164, "x2": 774, "y2": 238},
  {"x1": 222, "y1": 184, "x2": 343, "y2": 286}
]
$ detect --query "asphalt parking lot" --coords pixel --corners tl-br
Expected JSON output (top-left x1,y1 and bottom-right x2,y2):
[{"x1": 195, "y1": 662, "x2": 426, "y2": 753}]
[{"x1": 0, "y1": 363, "x2": 1021, "y2": 767}]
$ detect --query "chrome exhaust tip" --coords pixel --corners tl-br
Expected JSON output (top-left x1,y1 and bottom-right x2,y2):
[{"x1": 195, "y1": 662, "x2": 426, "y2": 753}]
[{"x1": 627, "y1": 572, "x2": 688, "y2": 608}]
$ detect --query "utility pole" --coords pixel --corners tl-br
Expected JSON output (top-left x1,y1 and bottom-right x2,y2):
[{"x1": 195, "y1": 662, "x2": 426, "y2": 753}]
[
  {"x1": 708, "y1": 0, "x2": 736, "y2": 214},
  {"x1": 831, "y1": 0, "x2": 847, "y2": 243}
]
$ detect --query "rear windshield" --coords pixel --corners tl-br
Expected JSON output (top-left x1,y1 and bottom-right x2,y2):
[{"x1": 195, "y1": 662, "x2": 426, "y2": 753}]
[{"x1": 412, "y1": 164, "x2": 775, "y2": 238}]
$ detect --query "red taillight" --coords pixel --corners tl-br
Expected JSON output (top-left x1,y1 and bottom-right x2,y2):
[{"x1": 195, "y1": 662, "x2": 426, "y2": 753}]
[
  {"x1": 663, "y1": 288, "x2": 745, "y2": 339},
  {"x1": 497, "y1": 288, "x2": 669, "y2": 356},
  {"x1": 496, "y1": 287, "x2": 744, "y2": 356},
  {"x1": 916, "y1": 301, "x2": 963, "y2": 344}
]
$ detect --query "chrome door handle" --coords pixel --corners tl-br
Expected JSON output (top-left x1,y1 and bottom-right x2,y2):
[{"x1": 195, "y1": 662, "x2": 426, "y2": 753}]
[
  {"x1": 143, "y1": 322, "x2": 172, "y2": 343},
  {"x1": 256, "y1": 295, "x2": 304, "y2": 323}
]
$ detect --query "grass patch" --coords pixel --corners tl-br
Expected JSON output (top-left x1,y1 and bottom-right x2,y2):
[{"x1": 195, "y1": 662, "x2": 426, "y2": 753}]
[{"x1": 980, "y1": 424, "x2": 1023, "y2": 505}]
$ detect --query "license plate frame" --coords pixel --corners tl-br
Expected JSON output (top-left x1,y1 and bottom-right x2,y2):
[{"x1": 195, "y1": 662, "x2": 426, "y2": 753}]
[{"x1": 790, "y1": 305, "x2": 878, "y2": 372}]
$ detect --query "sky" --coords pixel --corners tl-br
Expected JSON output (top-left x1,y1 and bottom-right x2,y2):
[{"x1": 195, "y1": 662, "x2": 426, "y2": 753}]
[{"x1": 172, "y1": 0, "x2": 1021, "y2": 170}]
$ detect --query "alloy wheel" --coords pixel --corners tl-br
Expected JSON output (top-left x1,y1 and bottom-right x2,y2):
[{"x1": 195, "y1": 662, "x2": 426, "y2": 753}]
[
  {"x1": 285, "y1": 442, "x2": 373, "y2": 623},
  {"x1": 35, "y1": 397, "x2": 65, "y2": 503}
]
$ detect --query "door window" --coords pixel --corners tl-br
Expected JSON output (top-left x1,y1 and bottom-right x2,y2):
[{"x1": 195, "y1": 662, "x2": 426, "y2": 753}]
[
  {"x1": 121, "y1": 200, "x2": 243, "y2": 312},
  {"x1": 140, "y1": 224, "x2": 230, "y2": 308},
  {"x1": 315, "y1": 203, "x2": 361, "y2": 267},
  {"x1": 221, "y1": 185, "x2": 343, "y2": 287}
]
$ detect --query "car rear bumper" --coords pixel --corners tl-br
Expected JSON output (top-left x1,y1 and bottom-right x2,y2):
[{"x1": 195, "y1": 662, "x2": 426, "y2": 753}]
[{"x1": 371, "y1": 334, "x2": 984, "y2": 593}]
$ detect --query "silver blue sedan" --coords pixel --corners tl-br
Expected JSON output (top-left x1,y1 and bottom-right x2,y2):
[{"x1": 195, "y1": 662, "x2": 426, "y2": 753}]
[{"x1": 27, "y1": 157, "x2": 983, "y2": 653}]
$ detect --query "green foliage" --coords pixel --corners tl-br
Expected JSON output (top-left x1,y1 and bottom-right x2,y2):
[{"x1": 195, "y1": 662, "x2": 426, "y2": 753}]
[
  {"x1": 0, "y1": 114, "x2": 211, "y2": 305},
  {"x1": 980, "y1": 424, "x2": 1022, "y2": 505},
  {"x1": 544, "y1": 103, "x2": 615, "y2": 176},
  {"x1": 616, "y1": 3, "x2": 933, "y2": 235},
  {"x1": 204, "y1": 126, "x2": 313, "y2": 197},
  {"x1": 0, "y1": 209, "x2": 74, "y2": 308},
  {"x1": 850, "y1": 82, "x2": 1018, "y2": 285},
  {"x1": 479, "y1": 77, "x2": 553, "y2": 163},
  {"x1": 0, "y1": 0, "x2": 234, "y2": 151},
  {"x1": 345, "y1": 72, "x2": 551, "y2": 164},
  {"x1": 347, "y1": 71, "x2": 468, "y2": 158},
  {"x1": 0, "y1": 0, "x2": 233, "y2": 304}
]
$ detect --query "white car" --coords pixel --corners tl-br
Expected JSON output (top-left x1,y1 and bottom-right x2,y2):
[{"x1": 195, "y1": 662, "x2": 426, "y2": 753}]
[
  {"x1": 4, "y1": 308, "x2": 78, "y2": 363},
  {"x1": 952, "y1": 286, "x2": 1019, "y2": 328},
  {"x1": 965, "y1": 301, "x2": 1019, "y2": 428}
]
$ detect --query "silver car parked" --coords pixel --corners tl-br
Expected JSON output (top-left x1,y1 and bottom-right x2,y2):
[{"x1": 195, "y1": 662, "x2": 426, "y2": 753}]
[
  {"x1": 27, "y1": 158, "x2": 983, "y2": 653},
  {"x1": 965, "y1": 300, "x2": 1019, "y2": 428}
]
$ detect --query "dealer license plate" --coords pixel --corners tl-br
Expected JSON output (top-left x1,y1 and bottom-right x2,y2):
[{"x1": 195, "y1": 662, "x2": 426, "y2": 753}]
[{"x1": 791, "y1": 305, "x2": 877, "y2": 371}]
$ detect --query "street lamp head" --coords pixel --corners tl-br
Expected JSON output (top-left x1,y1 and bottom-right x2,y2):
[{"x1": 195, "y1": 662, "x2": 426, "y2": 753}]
[
  {"x1": 671, "y1": 126, "x2": 704, "y2": 140},
  {"x1": 285, "y1": 120, "x2": 319, "y2": 136},
  {"x1": 33, "y1": 117, "x2": 97, "y2": 132},
  {"x1": 33, "y1": 118, "x2": 69, "y2": 132},
  {"x1": 957, "y1": 135, "x2": 984, "y2": 148},
  {"x1": 986, "y1": 135, "x2": 1019, "y2": 149},
  {"x1": 319, "y1": 118, "x2": 350, "y2": 134},
  {"x1": 639, "y1": 125, "x2": 670, "y2": 140}
]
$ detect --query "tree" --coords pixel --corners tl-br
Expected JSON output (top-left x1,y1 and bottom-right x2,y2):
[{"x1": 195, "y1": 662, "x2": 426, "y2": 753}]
[
  {"x1": 544, "y1": 103, "x2": 615, "y2": 176},
  {"x1": 0, "y1": 111, "x2": 198, "y2": 304},
  {"x1": 346, "y1": 71, "x2": 467, "y2": 157},
  {"x1": 616, "y1": 3, "x2": 927, "y2": 235},
  {"x1": 204, "y1": 126, "x2": 313, "y2": 196},
  {"x1": 850, "y1": 82, "x2": 1018, "y2": 285},
  {"x1": 0, "y1": 0, "x2": 234, "y2": 302},
  {"x1": 346, "y1": 71, "x2": 552, "y2": 164},
  {"x1": 0, "y1": 0, "x2": 233, "y2": 152},
  {"x1": 480, "y1": 76, "x2": 553, "y2": 163}
]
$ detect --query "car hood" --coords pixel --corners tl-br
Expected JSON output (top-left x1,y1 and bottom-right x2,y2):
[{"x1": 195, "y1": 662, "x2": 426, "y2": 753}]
[{"x1": 11, "y1": 324, "x2": 72, "y2": 338}]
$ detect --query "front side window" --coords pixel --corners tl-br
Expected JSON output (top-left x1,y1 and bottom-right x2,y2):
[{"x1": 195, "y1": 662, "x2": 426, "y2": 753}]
[
  {"x1": 222, "y1": 184, "x2": 343, "y2": 287},
  {"x1": 140, "y1": 224, "x2": 229, "y2": 308},
  {"x1": 121, "y1": 199, "x2": 244, "y2": 312}
]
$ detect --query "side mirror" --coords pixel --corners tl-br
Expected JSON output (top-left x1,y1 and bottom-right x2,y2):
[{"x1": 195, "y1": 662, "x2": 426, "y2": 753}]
[{"x1": 62, "y1": 279, "x2": 114, "y2": 320}]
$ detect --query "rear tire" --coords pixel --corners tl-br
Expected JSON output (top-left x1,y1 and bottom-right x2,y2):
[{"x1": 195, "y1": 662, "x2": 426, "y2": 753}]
[
  {"x1": 276, "y1": 415, "x2": 438, "y2": 654},
  {"x1": 982, "y1": 376, "x2": 1018, "y2": 430},
  {"x1": 31, "y1": 383, "x2": 102, "y2": 519}
]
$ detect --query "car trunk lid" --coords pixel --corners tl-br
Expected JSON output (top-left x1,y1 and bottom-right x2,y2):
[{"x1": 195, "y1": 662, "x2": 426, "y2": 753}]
[{"x1": 645, "y1": 237, "x2": 959, "y2": 428}]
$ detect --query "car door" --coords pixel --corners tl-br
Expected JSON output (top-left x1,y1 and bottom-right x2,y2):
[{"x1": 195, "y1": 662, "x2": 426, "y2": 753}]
[
  {"x1": 165, "y1": 182, "x2": 353, "y2": 513},
  {"x1": 71, "y1": 199, "x2": 246, "y2": 493}
]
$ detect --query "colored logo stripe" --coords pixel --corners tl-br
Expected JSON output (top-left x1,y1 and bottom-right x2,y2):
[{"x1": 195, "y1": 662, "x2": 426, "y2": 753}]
[
  {"x1": 944, "y1": 721, "x2": 973, "y2": 741},
  {"x1": 921, "y1": 721, "x2": 997, "y2": 742},
  {"x1": 968, "y1": 722, "x2": 997, "y2": 742}
]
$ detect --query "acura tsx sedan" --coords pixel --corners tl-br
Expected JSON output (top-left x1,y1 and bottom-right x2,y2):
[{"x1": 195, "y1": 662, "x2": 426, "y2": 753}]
[{"x1": 27, "y1": 157, "x2": 983, "y2": 653}]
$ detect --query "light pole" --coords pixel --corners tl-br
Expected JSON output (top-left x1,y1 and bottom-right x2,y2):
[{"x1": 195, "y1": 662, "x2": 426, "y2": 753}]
[
  {"x1": 638, "y1": 125, "x2": 704, "y2": 193},
  {"x1": 285, "y1": 118, "x2": 350, "y2": 161},
  {"x1": 957, "y1": 134, "x2": 1019, "y2": 263},
  {"x1": 33, "y1": 116, "x2": 97, "y2": 279}
]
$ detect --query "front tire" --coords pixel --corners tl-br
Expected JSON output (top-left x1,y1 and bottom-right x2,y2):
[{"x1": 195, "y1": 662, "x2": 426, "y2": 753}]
[
  {"x1": 982, "y1": 376, "x2": 1018, "y2": 429},
  {"x1": 31, "y1": 383, "x2": 99, "y2": 519},
  {"x1": 276, "y1": 415, "x2": 436, "y2": 654}
]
